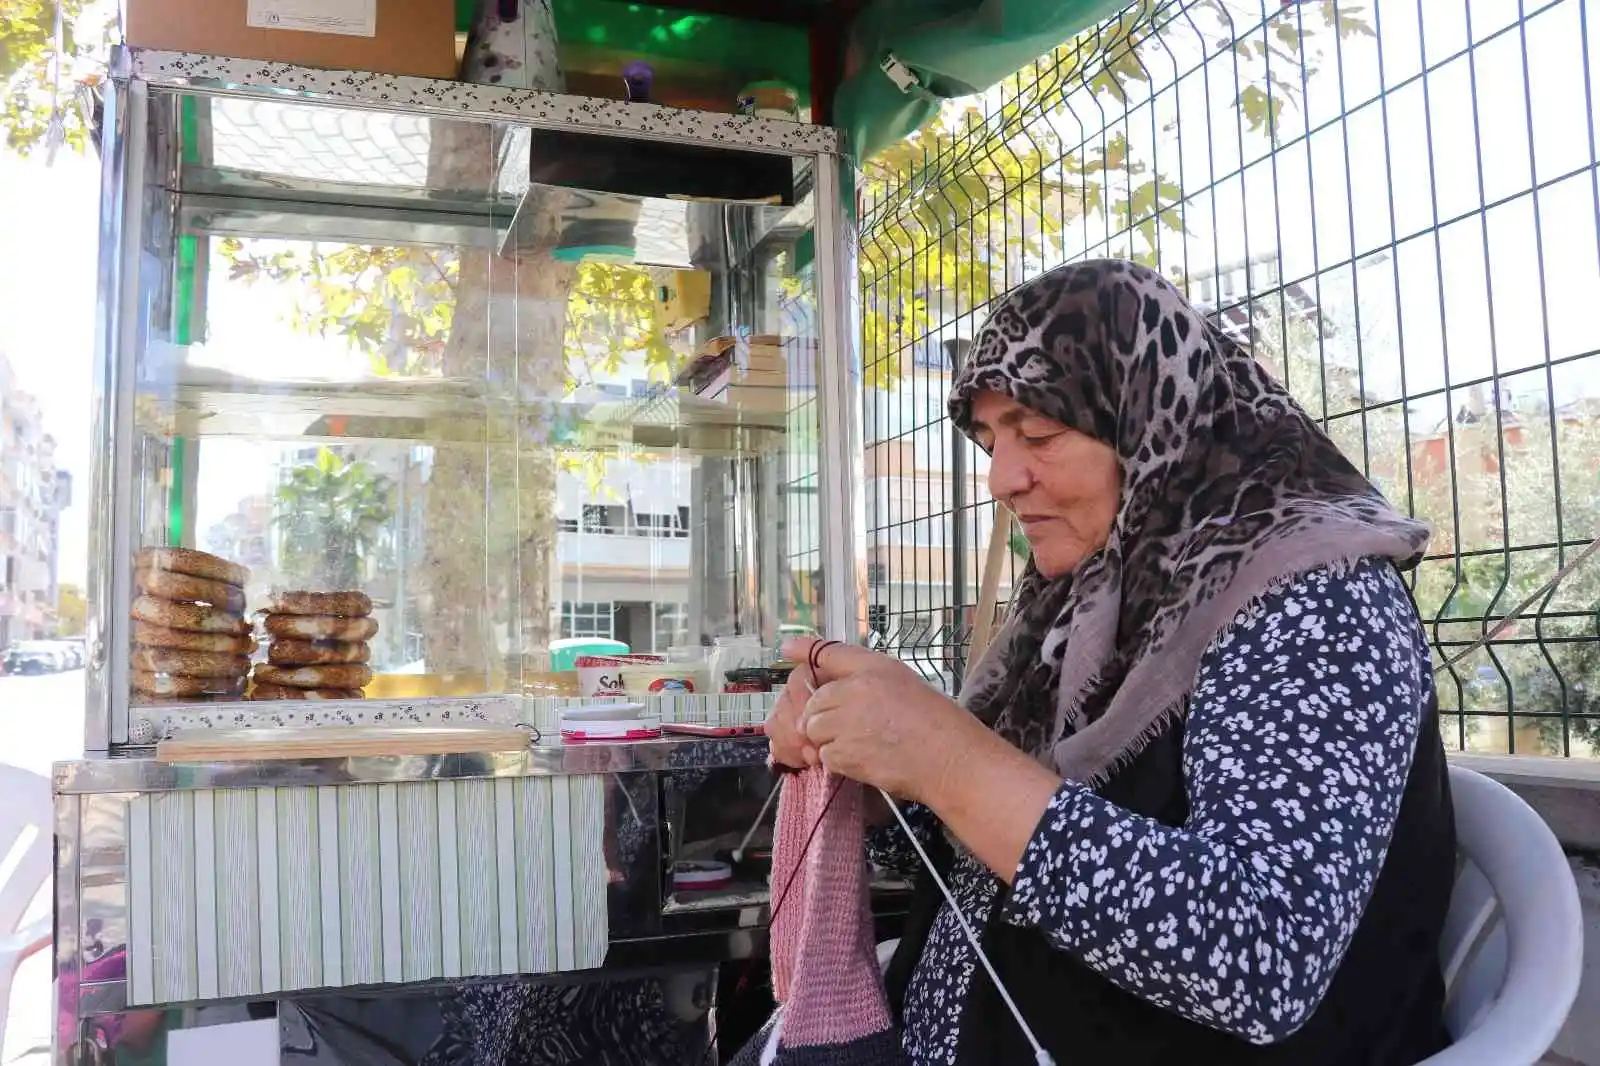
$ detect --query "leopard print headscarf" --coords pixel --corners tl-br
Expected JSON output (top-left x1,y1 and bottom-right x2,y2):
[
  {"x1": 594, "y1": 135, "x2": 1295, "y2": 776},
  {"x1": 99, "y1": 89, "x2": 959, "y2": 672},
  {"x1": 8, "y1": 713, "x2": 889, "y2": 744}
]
[{"x1": 950, "y1": 259, "x2": 1431, "y2": 786}]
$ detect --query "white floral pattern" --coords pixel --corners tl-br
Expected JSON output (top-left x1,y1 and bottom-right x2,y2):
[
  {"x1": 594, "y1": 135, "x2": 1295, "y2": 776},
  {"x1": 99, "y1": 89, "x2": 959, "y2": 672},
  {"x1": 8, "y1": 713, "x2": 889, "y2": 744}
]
[
  {"x1": 881, "y1": 558, "x2": 1431, "y2": 1062},
  {"x1": 134, "y1": 696, "x2": 519, "y2": 741},
  {"x1": 120, "y1": 48, "x2": 843, "y2": 155}
]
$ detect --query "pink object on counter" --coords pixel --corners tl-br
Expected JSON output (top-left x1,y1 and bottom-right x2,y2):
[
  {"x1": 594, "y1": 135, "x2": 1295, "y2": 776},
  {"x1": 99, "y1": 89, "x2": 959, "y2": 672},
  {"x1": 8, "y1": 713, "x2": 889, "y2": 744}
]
[{"x1": 559, "y1": 724, "x2": 662, "y2": 742}]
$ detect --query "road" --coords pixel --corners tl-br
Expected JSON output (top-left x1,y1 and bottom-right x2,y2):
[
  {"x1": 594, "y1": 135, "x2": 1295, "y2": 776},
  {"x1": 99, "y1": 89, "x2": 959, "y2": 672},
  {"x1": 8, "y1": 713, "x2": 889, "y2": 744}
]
[{"x1": 1, "y1": 669, "x2": 83, "y2": 1066}]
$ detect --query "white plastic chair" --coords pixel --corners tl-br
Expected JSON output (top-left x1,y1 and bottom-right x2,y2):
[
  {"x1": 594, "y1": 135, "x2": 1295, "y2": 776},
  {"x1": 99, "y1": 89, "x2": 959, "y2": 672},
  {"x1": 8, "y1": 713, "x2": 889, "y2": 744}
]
[
  {"x1": 1418, "y1": 764, "x2": 1584, "y2": 1064},
  {"x1": 874, "y1": 765, "x2": 1584, "y2": 1065},
  {"x1": 0, "y1": 764, "x2": 53, "y2": 1057}
]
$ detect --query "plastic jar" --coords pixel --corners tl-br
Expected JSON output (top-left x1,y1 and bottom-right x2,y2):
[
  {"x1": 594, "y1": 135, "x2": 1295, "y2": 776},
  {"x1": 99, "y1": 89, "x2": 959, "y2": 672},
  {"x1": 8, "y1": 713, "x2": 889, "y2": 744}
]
[
  {"x1": 708, "y1": 636, "x2": 765, "y2": 688},
  {"x1": 723, "y1": 668, "x2": 772, "y2": 693},
  {"x1": 575, "y1": 654, "x2": 663, "y2": 697},
  {"x1": 622, "y1": 662, "x2": 707, "y2": 695}
]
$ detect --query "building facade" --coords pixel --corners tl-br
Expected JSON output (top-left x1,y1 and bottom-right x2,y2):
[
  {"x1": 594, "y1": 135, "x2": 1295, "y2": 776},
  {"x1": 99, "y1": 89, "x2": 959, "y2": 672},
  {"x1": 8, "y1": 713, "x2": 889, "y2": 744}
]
[{"x1": 0, "y1": 352, "x2": 68, "y2": 646}]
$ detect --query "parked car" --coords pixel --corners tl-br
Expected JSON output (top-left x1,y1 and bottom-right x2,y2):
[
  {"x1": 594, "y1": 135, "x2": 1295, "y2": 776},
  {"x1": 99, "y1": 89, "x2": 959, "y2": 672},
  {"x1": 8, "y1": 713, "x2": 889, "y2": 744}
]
[
  {"x1": 2, "y1": 641, "x2": 64, "y2": 675},
  {"x1": 57, "y1": 640, "x2": 85, "y2": 669}
]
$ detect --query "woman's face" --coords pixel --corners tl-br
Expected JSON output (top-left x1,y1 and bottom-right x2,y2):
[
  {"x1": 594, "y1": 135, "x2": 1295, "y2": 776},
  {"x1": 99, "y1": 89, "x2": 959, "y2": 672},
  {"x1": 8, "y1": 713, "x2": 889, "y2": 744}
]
[{"x1": 969, "y1": 390, "x2": 1121, "y2": 579}]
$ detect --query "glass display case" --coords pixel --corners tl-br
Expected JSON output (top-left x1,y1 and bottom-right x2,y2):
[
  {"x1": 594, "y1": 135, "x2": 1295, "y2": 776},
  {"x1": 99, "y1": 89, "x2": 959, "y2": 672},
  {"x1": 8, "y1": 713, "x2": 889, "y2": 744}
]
[
  {"x1": 84, "y1": 48, "x2": 863, "y2": 748},
  {"x1": 55, "y1": 53, "x2": 893, "y2": 1055}
]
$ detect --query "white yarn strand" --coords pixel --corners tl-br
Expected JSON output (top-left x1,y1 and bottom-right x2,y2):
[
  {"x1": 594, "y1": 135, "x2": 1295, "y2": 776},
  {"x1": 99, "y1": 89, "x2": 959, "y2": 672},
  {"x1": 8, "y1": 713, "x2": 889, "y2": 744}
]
[{"x1": 877, "y1": 788, "x2": 1055, "y2": 1066}]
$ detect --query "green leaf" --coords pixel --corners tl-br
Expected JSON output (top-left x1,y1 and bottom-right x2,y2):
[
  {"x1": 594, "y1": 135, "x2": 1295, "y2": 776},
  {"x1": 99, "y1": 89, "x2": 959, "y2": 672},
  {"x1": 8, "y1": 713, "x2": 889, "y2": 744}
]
[
  {"x1": 1237, "y1": 84, "x2": 1283, "y2": 138},
  {"x1": 1336, "y1": 8, "x2": 1376, "y2": 39},
  {"x1": 1, "y1": 0, "x2": 108, "y2": 155}
]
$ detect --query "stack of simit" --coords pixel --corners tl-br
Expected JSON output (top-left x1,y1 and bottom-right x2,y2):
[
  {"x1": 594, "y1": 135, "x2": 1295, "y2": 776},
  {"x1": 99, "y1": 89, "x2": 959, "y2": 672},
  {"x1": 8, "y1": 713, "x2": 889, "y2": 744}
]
[
  {"x1": 250, "y1": 591, "x2": 376, "y2": 700},
  {"x1": 129, "y1": 547, "x2": 253, "y2": 702}
]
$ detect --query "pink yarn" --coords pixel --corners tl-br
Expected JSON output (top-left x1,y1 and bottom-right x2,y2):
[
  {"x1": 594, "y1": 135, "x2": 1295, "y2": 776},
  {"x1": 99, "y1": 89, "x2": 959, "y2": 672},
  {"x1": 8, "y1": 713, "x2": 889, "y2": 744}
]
[
  {"x1": 769, "y1": 768, "x2": 895, "y2": 1047},
  {"x1": 769, "y1": 769, "x2": 814, "y2": 1002}
]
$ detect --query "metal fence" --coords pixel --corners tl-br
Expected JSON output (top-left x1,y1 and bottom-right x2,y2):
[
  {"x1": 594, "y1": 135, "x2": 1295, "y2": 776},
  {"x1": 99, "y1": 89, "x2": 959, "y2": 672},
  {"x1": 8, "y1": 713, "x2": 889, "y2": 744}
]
[{"x1": 859, "y1": 0, "x2": 1600, "y2": 756}]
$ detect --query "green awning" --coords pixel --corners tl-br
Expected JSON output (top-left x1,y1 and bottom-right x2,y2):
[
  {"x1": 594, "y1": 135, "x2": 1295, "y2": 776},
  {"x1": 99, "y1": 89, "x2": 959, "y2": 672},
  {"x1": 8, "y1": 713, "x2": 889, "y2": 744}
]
[
  {"x1": 834, "y1": 0, "x2": 1131, "y2": 161},
  {"x1": 454, "y1": 0, "x2": 1132, "y2": 164},
  {"x1": 457, "y1": 1, "x2": 812, "y2": 112}
]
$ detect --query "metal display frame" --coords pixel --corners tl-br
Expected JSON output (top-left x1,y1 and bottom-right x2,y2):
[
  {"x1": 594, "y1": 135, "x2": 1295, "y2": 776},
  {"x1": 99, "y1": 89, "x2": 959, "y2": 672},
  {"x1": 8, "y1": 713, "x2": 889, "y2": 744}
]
[{"x1": 82, "y1": 46, "x2": 863, "y2": 753}]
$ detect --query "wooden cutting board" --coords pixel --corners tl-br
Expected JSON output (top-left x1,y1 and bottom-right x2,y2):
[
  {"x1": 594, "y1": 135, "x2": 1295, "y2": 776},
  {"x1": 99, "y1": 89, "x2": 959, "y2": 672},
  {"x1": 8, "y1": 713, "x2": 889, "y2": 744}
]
[{"x1": 156, "y1": 725, "x2": 532, "y2": 763}]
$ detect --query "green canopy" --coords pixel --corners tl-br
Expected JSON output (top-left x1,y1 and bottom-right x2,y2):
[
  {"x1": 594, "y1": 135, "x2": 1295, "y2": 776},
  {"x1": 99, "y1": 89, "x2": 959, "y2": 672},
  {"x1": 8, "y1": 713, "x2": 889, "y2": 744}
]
[
  {"x1": 834, "y1": 0, "x2": 1131, "y2": 161},
  {"x1": 453, "y1": 0, "x2": 1133, "y2": 163}
]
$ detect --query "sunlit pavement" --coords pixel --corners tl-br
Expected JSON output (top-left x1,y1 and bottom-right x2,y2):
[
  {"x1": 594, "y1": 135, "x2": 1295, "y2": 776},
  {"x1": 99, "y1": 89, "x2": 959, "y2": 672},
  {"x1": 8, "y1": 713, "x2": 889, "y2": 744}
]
[{"x1": 1, "y1": 669, "x2": 84, "y2": 1065}]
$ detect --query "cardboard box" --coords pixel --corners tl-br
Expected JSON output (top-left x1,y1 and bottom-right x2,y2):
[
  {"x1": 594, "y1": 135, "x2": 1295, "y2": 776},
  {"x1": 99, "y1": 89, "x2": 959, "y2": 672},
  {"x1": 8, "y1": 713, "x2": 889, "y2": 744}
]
[
  {"x1": 657, "y1": 271, "x2": 711, "y2": 335},
  {"x1": 704, "y1": 383, "x2": 803, "y2": 415},
  {"x1": 125, "y1": 0, "x2": 458, "y2": 79}
]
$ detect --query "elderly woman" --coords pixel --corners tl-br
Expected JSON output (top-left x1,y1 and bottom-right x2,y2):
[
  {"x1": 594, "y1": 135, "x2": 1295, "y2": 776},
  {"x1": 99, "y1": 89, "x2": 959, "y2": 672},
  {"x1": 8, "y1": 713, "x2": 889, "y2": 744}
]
[{"x1": 764, "y1": 260, "x2": 1455, "y2": 1065}]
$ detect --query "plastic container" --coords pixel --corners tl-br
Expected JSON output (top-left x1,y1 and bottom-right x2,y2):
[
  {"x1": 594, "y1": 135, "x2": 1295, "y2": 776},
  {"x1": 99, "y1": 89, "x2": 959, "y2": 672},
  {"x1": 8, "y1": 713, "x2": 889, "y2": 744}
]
[
  {"x1": 708, "y1": 636, "x2": 765, "y2": 689},
  {"x1": 560, "y1": 718, "x2": 662, "y2": 742},
  {"x1": 673, "y1": 859, "x2": 733, "y2": 892},
  {"x1": 550, "y1": 637, "x2": 629, "y2": 672},
  {"x1": 723, "y1": 668, "x2": 772, "y2": 694},
  {"x1": 621, "y1": 662, "x2": 706, "y2": 695},
  {"x1": 560, "y1": 702, "x2": 646, "y2": 722},
  {"x1": 559, "y1": 701, "x2": 658, "y2": 742},
  {"x1": 575, "y1": 654, "x2": 663, "y2": 697}
]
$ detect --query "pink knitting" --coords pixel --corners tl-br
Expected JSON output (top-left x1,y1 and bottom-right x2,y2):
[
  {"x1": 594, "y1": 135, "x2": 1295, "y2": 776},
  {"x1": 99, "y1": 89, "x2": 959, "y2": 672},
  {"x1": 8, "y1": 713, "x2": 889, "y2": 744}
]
[
  {"x1": 769, "y1": 768, "x2": 816, "y2": 1002},
  {"x1": 731, "y1": 767, "x2": 907, "y2": 1065},
  {"x1": 781, "y1": 769, "x2": 896, "y2": 1047}
]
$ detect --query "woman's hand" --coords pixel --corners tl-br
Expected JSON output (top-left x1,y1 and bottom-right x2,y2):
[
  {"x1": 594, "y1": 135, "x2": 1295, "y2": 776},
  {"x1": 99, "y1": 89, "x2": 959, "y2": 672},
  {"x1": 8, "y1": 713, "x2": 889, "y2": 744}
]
[
  {"x1": 765, "y1": 670, "x2": 820, "y2": 769},
  {"x1": 781, "y1": 637, "x2": 1064, "y2": 882},
  {"x1": 779, "y1": 638, "x2": 990, "y2": 805}
]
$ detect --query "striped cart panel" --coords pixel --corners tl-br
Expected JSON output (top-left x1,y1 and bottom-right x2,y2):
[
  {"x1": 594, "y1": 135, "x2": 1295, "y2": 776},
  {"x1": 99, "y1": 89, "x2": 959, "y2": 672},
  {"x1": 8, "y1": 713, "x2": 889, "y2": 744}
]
[
  {"x1": 123, "y1": 775, "x2": 609, "y2": 1006},
  {"x1": 522, "y1": 692, "x2": 779, "y2": 736}
]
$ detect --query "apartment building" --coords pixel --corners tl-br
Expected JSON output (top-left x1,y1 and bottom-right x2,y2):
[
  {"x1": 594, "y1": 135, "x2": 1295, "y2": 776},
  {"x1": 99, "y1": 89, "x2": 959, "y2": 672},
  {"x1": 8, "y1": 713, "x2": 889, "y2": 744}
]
[
  {"x1": 0, "y1": 353, "x2": 69, "y2": 645},
  {"x1": 558, "y1": 367, "x2": 694, "y2": 653}
]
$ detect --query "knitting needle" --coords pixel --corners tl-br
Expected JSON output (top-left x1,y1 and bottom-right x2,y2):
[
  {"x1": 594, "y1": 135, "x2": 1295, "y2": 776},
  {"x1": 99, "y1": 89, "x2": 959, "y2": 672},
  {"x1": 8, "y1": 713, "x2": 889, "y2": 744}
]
[
  {"x1": 610, "y1": 773, "x2": 643, "y2": 827},
  {"x1": 800, "y1": 660, "x2": 1055, "y2": 1065},
  {"x1": 874, "y1": 787, "x2": 1054, "y2": 1066},
  {"x1": 732, "y1": 778, "x2": 780, "y2": 865}
]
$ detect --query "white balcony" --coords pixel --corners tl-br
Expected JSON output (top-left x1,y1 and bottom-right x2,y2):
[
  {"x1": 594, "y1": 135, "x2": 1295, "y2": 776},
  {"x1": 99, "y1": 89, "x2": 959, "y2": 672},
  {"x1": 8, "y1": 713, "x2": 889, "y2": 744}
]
[{"x1": 557, "y1": 531, "x2": 692, "y2": 575}]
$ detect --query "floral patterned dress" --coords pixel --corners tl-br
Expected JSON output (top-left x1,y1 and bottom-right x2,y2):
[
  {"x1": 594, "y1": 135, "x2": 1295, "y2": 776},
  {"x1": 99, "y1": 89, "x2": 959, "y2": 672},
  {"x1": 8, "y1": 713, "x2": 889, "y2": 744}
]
[{"x1": 871, "y1": 558, "x2": 1434, "y2": 1063}]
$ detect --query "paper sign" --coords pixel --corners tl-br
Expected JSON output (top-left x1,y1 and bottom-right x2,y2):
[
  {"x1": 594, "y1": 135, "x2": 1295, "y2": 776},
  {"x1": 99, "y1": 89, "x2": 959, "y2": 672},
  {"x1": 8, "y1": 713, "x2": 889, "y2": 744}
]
[{"x1": 247, "y1": 0, "x2": 377, "y2": 37}]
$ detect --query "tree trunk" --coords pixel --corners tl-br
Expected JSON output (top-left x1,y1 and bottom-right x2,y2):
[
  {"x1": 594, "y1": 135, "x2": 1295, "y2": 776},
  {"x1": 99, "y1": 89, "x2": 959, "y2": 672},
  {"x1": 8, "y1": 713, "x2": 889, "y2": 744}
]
[{"x1": 418, "y1": 118, "x2": 573, "y2": 679}]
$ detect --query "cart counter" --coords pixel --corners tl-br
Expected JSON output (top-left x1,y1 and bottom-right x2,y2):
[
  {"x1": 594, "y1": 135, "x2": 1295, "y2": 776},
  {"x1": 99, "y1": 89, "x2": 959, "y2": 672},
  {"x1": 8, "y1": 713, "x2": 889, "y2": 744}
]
[{"x1": 55, "y1": 734, "x2": 847, "y2": 1017}]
